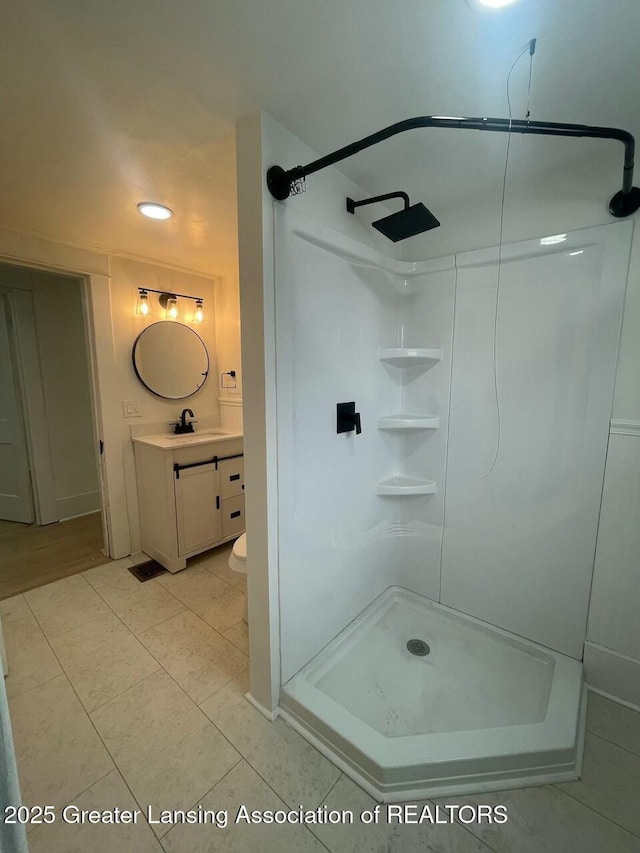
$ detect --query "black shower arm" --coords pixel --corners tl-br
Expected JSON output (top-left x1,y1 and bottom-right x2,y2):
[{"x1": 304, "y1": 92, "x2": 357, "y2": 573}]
[
  {"x1": 266, "y1": 115, "x2": 640, "y2": 217},
  {"x1": 346, "y1": 191, "x2": 410, "y2": 214}
]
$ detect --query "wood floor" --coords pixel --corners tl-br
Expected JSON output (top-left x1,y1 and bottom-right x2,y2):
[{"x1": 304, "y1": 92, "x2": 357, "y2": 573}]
[{"x1": 0, "y1": 512, "x2": 109, "y2": 600}]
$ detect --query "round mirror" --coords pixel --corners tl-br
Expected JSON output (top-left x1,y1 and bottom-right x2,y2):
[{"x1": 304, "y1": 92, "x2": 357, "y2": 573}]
[{"x1": 132, "y1": 322, "x2": 209, "y2": 399}]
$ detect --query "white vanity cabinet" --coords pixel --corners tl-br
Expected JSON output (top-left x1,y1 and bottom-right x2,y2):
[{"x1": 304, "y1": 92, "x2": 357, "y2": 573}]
[{"x1": 133, "y1": 431, "x2": 244, "y2": 572}]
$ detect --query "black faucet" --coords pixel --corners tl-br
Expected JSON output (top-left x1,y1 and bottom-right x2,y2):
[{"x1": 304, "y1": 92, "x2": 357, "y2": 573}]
[{"x1": 174, "y1": 408, "x2": 195, "y2": 434}]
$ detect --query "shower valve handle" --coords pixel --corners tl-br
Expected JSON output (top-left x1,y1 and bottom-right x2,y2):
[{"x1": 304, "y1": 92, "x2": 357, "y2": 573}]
[{"x1": 337, "y1": 402, "x2": 362, "y2": 435}]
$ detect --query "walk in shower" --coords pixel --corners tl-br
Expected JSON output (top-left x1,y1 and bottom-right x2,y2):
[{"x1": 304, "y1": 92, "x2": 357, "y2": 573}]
[{"x1": 271, "y1": 203, "x2": 631, "y2": 800}]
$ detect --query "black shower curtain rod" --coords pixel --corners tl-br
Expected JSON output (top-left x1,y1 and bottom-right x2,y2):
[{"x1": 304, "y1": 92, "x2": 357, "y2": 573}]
[{"x1": 266, "y1": 115, "x2": 640, "y2": 218}]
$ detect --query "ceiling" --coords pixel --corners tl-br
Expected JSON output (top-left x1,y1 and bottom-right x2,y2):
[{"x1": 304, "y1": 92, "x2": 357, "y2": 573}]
[{"x1": 1, "y1": 0, "x2": 639, "y2": 278}]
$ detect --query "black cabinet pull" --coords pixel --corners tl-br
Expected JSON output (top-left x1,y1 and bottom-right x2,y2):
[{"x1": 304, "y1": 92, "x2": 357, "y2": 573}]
[
  {"x1": 173, "y1": 452, "x2": 244, "y2": 479},
  {"x1": 230, "y1": 510, "x2": 241, "y2": 519},
  {"x1": 230, "y1": 474, "x2": 240, "y2": 481}
]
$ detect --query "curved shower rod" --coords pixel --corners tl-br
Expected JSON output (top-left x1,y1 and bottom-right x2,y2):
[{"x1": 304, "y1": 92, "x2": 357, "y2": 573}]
[{"x1": 266, "y1": 115, "x2": 640, "y2": 218}]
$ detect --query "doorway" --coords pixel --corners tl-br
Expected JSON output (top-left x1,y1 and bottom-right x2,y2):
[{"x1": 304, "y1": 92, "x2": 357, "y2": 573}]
[{"x1": 0, "y1": 263, "x2": 107, "y2": 598}]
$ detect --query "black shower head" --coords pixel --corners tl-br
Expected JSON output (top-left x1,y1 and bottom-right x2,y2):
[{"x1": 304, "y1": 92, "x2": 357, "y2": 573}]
[
  {"x1": 346, "y1": 192, "x2": 440, "y2": 242},
  {"x1": 371, "y1": 203, "x2": 440, "y2": 242}
]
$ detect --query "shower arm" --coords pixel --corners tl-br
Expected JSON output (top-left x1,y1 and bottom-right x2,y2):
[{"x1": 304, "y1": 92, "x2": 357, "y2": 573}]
[
  {"x1": 266, "y1": 115, "x2": 640, "y2": 218},
  {"x1": 346, "y1": 191, "x2": 411, "y2": 214}
]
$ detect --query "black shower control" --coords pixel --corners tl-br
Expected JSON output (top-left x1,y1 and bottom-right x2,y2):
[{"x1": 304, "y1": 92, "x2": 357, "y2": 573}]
[{"x1": 337, "y1": 402, "x2": 362, "y2": 435}]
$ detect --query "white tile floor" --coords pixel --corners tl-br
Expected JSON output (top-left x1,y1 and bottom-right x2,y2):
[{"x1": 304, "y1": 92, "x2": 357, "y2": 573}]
[{"x1": 1, "y1": 543, "x2": 640, "y2": 853}]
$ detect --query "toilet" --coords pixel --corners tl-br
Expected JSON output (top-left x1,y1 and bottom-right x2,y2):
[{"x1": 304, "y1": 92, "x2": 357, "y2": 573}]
[{"x1": 228, "y1": 533, "x2": 248, "y2": 623}]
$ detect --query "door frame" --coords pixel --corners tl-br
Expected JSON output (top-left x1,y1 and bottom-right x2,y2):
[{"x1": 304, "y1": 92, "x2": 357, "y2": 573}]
[{"x1": 0, "y1": 251, "x2": 128, "y2": 560}]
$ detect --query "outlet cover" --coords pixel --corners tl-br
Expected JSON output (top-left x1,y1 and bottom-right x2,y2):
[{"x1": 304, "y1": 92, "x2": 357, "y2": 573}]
[{"x1": 123, "y1": 401, "x2": 142, "y2": 418}]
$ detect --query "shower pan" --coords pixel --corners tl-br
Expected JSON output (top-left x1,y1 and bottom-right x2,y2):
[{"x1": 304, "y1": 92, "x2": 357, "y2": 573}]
[
  {"x1": 271, "y1": 200, "x2": 631, "y2": 801},
  {"x1": 280, "y1": 587, "x2": 585, "y2": 800}
]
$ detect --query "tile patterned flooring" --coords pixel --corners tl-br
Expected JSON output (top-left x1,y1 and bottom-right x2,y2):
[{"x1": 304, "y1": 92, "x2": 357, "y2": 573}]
[{"x1": 1, "y1": 542, "x2": 640, "y2": 852}]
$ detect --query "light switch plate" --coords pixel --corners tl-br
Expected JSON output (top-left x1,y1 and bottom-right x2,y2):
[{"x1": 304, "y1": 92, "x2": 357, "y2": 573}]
[{"x1": 123, "y1": 400, "x2": 142, "y2": 418}]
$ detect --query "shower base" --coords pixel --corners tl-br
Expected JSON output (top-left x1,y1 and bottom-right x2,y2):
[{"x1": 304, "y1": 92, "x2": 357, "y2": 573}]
[{"x1": 280, "y1": 586, "x2": 586, "y2": 801}]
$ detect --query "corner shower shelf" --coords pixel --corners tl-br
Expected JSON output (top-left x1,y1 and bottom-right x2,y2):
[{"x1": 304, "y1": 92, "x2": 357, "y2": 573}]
[
  {"x1": 377, "y1": 414, "x2": 440, "y2": 430},
  {"x1": 376, "y1": 476, "x2": 437, "y2": 496},
  {"x1": 379, "y1": 347, "x2": 443, "y2": 367}
]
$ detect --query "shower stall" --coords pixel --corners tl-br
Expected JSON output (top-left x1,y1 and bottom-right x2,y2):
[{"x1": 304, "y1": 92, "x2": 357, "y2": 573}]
[{"x1": 268, "y1": 200, "x2": 631, "y2": 800}]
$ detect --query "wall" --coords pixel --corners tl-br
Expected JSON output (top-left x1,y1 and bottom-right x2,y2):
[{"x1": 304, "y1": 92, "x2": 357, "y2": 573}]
[
  {"x1": 108, "y1": 256, "x2": 220, "y2": 554},
  {"x1": 0, "y1": 264, "x2": 99, "y2": 521},
  {"x1": 402, "y1": 148, "x2": 640, "y2": 419},
  {"x1": 213, "y1": 270, "x2": 244, "y2": 431},
  {"x1": 274, "y1": 208, "x2": 408, "y2": 681},
  {"x1": 0, "y1": 225, "x2": 223, "y2": 561},
  {"x1": 584, "y1": 424, "x2": 640, "y2": 708},
  {"x1": 440, "y1": 224, "x2": 629, "y2": 660},
  {"x1": 236, "y1": 110, "x2": 395, "y2": 712},
  {"x1": 403, "y1": 146, "x2": 640, "y2": 704}
]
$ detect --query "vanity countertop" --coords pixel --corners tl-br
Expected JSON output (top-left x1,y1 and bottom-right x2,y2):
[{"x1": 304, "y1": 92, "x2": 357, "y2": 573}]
[{"x1": 132, "y1": 429, "x2": 243, "y2": 450}]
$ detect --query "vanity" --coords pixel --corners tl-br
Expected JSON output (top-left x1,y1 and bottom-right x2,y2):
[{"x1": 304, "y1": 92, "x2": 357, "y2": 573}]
[
  {"x1": 129, "y1": 316, "x2": 244, "y2": 572},
  {"x1": 133, "y1": 430, "x2": 245, "y2": 572}
]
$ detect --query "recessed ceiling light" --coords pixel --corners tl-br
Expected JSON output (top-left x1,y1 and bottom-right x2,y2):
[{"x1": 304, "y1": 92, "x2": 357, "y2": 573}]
[
  {"x1": 540, "y1": 234, "x2": 567, "y2": 246},
  {"x1": 468, "y1": 0, "x2": 520, "y2": 9},
  {"x1": 137, "y1": 202, "x2": 173, "y2": 220}
]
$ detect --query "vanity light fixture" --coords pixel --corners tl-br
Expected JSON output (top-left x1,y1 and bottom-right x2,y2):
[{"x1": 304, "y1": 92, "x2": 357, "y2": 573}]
[
  {"x1": 136, "y1": 287, "x2": 204, "y2": 323},
  {"x1": 137, "y1": 202, "x2": 174, "y2": 220}
]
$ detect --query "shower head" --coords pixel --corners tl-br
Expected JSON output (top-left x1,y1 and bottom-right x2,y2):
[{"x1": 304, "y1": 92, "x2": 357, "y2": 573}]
[
  {"x1": 346, "y1": 192, "x2": 440, "y2": 242},
  {"x1": 372, "y1": 203, "x2": 441, "y2": 242}
]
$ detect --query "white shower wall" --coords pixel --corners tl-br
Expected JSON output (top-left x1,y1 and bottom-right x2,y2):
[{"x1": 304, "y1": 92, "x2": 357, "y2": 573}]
[
  {"x1": 395, "y1": 259, "x2": 455, "y2": 598},
  {"x1": 442, "y1": 223, "x2": 631, "y2": 659},
  {"x1": 275, "y1": 204, "x2": 631, "y2": 682},
  {"x1": 275, "y1": 208, "x2": 452, "y2": 681}
]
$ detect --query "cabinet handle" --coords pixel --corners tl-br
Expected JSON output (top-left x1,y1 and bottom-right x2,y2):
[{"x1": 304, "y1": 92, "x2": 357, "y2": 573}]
[
  {"x1": 216, "y1": 496, "x2": 220, "y2": 510},
  {"x1": 230, "y1": 474, "x2": 241, "y2": 482},
  {"x1": 230, "y1": 510, "x2": 241, "y2": 519}
]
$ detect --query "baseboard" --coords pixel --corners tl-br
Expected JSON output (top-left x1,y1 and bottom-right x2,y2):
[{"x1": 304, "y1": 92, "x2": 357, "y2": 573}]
[
  {"x1": 584, "y1": 641, "x2": 640, "y2": 709},
  {"x1": 57, "y1": 492, "x2": 100, "y2": 520},
  {"x1": 245, "y1": 691, "x2": 279, "y2": 722}
]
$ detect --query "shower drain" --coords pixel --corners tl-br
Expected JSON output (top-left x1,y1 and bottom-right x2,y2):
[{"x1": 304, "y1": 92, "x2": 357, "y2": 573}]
[{"x1": 406, "y1": 639, "x2": 430, "y2": 656}]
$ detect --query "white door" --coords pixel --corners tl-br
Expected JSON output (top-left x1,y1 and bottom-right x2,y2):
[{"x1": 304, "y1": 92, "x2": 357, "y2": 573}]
[{"x1": 0, "y1": 293, "x2": 34, "y2": 523}]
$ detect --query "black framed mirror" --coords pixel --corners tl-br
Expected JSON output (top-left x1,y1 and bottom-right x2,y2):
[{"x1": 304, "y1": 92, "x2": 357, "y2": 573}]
[{"x1": 132, "y1": 321, "x2": 209, "y2": 399}]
